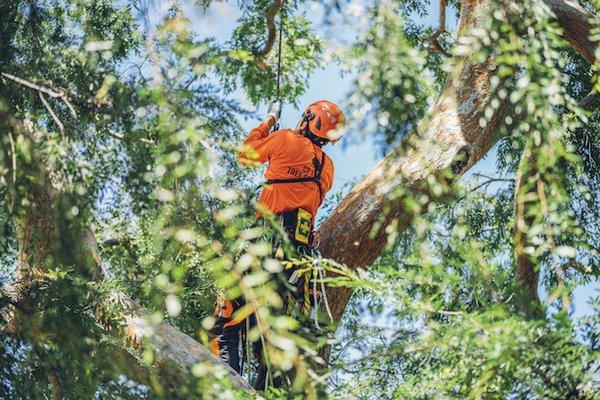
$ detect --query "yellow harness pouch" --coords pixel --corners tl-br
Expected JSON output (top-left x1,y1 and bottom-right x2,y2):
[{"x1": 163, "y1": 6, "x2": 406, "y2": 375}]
[{"x1": 294, "y1": 208, "x2": 312, "y2": 245}]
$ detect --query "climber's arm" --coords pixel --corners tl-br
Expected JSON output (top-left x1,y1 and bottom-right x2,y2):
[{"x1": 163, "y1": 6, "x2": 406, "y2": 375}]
[
  {"x1": 238, "y1": 120, "x2": 278, "y2": 166},
  {"x1": 239, "y1": 100, "x2": 281, "y2": 166}
]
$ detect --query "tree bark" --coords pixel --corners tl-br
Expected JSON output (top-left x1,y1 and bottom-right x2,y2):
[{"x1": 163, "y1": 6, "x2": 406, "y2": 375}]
[
  {"x1": 545, "y1": 0, "x2": 598, "y2": 65},
  {"x1": 317, "y1": 0, "x2": 598, "y2": 322}
]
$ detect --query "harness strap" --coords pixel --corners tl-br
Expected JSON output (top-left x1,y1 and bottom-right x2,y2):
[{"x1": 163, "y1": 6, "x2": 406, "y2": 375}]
[
  {"x1": 266, "y1": 177, "x2": 319, "y2": 184},
  {"x1": 265, "y1": 151, "x2": 326, "y2": 203}
]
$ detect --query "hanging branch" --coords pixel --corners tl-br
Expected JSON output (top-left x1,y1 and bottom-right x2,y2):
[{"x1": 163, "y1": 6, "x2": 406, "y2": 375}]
[
  {"x1": 511, "y1": 70, "x2": 598, "y2": 316},
  {"x1": 38, "y1": 92, "x2": 65, "y2": 137},
  {"x1": 428, "y1": 0, "x2": 451, "y2": 57},
  {"x1": 253, "y1": 0, "x2": 284, "y2": 70},
  {"x1": 1, "y1": 72, "x2": 108, "y2": 112}
]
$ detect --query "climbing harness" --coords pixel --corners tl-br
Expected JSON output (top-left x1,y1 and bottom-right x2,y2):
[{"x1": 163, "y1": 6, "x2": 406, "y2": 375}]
[
  {"x1": 265, "y1": 148, "x2": 327, "y2": 204},
  {"x1": 282, "y1": 253, "x2": 335, "y2": 328},
  {"x1": 261, "y1": 150, "x2": 325, "y2": 247}
]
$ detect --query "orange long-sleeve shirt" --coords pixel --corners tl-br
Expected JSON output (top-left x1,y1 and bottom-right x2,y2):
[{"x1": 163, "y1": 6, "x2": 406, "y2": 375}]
[{"x1": 239, "y1": 122, "x2": 334, "y2": 219}]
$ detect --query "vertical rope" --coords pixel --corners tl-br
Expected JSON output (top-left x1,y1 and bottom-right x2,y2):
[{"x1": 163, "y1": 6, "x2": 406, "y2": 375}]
[
  {"x1": 273, "y1": 2, "x2": 285, "y2": 132},
  {"x1": 275, "y1": 4, "x2": 284, "y2": 100}
]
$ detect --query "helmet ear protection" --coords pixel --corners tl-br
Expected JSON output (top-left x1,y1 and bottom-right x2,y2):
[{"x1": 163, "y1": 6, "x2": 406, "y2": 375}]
[
  {"x1": 296, "y1": 110, "x2": 315, "y2": 132},
  {"x1": 296, "y1": 110, "x2": 328, "y2": 146}
]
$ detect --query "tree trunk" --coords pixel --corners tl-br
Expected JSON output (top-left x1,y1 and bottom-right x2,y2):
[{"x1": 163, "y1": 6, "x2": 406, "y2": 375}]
[{"x1": 317, "y1": 0, "x2": 598, "y2": 321}]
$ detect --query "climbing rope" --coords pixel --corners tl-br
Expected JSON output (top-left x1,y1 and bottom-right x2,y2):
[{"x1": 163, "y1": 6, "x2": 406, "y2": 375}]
[
  {"x1": 275, "y1": 6, "x2": 284, "y2": 100},
  {"x1": 273, "y1": 1, "x2": 285, "y2": 131},
  {"x1": 282, "y1": 255, "x2": 335, "y2": 325}
]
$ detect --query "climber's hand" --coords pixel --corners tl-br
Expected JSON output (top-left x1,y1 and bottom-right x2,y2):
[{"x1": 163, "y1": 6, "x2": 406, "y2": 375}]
[{"x1": 266, "y1": 99, "x2": 282, "y2": 125}]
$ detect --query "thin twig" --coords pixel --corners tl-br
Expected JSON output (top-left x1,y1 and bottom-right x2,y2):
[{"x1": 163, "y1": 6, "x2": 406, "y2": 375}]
[
  {"x1": 565, "y1": 260, "x2": 597, "y2": 276},
  {"x1": 38, "y1": 92, "x2": 65, "y2": 137},
  {"x1": 450, "y1": 174, "x2": 513, "y2": 219},
  {"x1": 109, "y1": 132, "x2": 125, "y2": 141},
  {"x1": 472, "y1": 173, "x2": 514, "y2": 182},
  {"x1": 2, "y1": 72, "x2": 64, "y2": 98},
  {"x1": 503, "y1": 292, "x2": 515, "y2": 303},
  {"x1": 1, "y1": 71, "x2": 107, "y2": 111},
  {"x1": 63, "y1": 97, "x2": 77, "y2": 118}
]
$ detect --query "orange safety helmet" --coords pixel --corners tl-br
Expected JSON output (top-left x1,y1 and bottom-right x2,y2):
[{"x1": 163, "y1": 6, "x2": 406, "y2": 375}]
[{"x1": 299, "y1": 100, "x2": 346, "y2": 144}]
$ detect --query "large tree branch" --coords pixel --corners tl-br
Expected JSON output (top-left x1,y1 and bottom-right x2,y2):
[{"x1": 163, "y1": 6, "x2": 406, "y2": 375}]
[
  {"x1": 545, "y1": 0, "x2": 598, "y2": 64},
  {"x1": 116, "y1": 295, "x2": 253, "y2": 391},
  {"x1": 254, "y1": 0, "x2": 284, "y2": 58},
  {"x1": 317, "y1": 0, "x2": 599, "y2": 323}
]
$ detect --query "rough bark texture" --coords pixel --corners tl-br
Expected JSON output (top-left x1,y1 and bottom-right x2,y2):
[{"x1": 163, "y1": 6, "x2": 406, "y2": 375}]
[
  {"x1": 545, "y1": 0, "x2": 598, "y2": 64},
  {"x1": 316, "y1": 0, "x2": 598, "y2": 322}
]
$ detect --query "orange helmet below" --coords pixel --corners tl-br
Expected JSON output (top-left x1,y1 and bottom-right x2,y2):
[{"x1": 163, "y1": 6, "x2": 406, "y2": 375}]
[{"x1": 302, "y1": 100, "x2": 346, "y2": 144}]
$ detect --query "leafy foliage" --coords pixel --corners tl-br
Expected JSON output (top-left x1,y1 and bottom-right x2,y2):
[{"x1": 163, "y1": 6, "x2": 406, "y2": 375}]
[{"x1": 0, "y1": 0, "x2": 599, "y2": 399}]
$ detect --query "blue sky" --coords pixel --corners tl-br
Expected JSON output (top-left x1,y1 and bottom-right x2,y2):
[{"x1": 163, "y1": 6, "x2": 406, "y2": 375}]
[{"x1": 189, "y1": 0, "x2": 598, "y2": 320}]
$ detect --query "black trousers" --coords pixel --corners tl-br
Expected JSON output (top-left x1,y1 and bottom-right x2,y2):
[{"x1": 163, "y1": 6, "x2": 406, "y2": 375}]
[
  {"x1": 215, "y1": 268, "x2": 303, "y2": 389},
  {"x1": 214, "y1": 215, "x2": 313, "y2": 388},
  {"x1": 216, "y1": 307, "x2": 256, "y2": 374}
]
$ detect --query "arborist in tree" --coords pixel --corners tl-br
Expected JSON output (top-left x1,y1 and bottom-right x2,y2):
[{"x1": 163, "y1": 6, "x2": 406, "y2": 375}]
[{"x1": 209, "y1": 99, "x2": 346, "y2": 388}]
